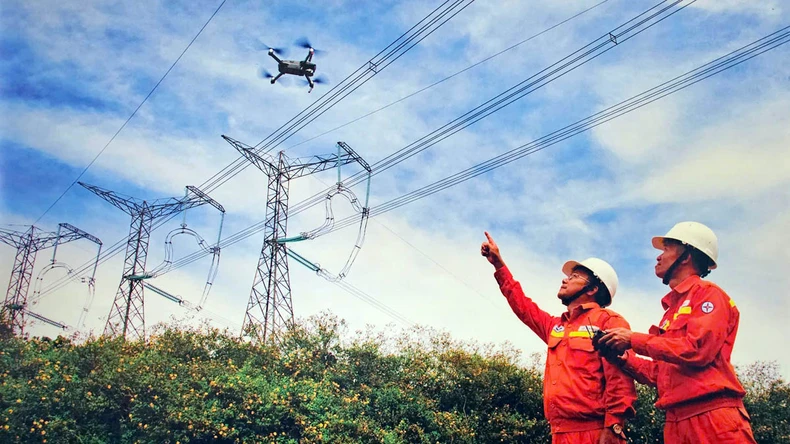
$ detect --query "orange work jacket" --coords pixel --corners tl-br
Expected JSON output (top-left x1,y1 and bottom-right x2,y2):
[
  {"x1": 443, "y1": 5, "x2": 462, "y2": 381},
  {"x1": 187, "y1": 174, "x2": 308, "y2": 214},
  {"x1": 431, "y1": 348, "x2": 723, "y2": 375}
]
[
  {"x1": 622, "y1": 275, "x2": 747, "y2": 418},
  {"x1": 495, "y1": 266, "x2": 636, "y2": 433}
]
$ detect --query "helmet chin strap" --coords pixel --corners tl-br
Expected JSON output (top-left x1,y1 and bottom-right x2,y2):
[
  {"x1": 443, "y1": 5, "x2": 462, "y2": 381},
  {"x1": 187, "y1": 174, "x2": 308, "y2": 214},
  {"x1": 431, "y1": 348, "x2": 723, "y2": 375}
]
[
  {"x1": 662, "y1": 247, "x2": 690, "y2": 285},
  {"x1": 562, "y1": 283, "x2": 593, "y2": 306}
]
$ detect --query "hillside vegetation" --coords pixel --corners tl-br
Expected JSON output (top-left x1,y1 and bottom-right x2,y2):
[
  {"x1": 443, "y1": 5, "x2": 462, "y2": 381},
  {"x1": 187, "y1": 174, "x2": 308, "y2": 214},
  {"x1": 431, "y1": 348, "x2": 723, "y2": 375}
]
[{"x1": 1, "y1": 314, "x2": 788, "y2": 443}]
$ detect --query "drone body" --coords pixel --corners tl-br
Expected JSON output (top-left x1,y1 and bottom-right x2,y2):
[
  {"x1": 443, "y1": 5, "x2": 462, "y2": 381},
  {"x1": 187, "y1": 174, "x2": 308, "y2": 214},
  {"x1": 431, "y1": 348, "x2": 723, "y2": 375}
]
[{"x1": 267, "y1": 46, "x2": 318, "y2": 92}]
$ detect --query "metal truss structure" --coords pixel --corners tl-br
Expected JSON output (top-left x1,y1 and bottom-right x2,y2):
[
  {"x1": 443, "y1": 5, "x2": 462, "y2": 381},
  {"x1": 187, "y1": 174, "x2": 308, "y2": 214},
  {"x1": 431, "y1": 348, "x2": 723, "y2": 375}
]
[
  {"x1": 1, "y1": 223, "x2": 101, "y2": 334},
  {"x1": 223, "y1": 136, "x2": 371, "y2": 343},
  {"x1": 79, "y1": 182, "x2": 224, "y2": 340}
]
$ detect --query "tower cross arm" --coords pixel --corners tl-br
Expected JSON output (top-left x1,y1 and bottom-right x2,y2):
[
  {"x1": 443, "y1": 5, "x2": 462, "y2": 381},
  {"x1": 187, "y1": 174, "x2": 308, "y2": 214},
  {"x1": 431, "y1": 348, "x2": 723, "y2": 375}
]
[
  {"x1": 79, "y1": 182, "x2": 142, "y2": 215},
  {"x1": 222, "y1": 135, "x2": 276, "y2": 175},
  {"x1": 144, "y1": 188, "x2": 224, "y2": 219},
  {"x1": 0, "y1": 228, "x2": 23, "y2": 248},
  {"x1": 337, "y1": 141, "x2": 371, "y2": 173},
  {"x1": 187, "y1": 186, "x2": 225, "y2": 213},
  {"x1": 0, "y1": 226, "x2": 63, "y2": 251},
  {"x1": 57, "y1": 223, "x2": 103, "y2": 246},
  {"x1": 286, "y1": 142, "x2": 371, "y2": 179}
]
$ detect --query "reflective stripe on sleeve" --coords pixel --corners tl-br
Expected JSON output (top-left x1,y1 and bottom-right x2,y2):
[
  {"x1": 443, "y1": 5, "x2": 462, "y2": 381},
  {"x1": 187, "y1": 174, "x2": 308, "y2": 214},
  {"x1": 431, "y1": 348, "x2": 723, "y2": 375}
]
[{"x1": 673, "y1": 306, "x2": 692, "y2": 320}]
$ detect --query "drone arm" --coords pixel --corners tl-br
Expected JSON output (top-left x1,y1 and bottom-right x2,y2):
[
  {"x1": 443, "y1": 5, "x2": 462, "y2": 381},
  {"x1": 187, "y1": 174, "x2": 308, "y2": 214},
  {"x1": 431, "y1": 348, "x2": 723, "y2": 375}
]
[
  {"x1": 271, "y1": 73, "x2": 284, "y2": 84},
  {"x1": 305, "y1": 75, "x2": 314, "y2": 93},
  {"x1": 268, "y1": 49, "x2": 283, "y2": 64}
]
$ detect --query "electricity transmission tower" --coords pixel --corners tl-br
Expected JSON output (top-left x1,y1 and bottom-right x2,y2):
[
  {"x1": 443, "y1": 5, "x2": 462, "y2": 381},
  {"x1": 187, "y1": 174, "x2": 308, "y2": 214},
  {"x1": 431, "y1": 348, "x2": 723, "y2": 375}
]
[
  {"x1": 79, "y1": 182, "x2": 224, "y2": 340},
  {"x1": 1, "y1": 223, "x2": 101, "y2": 335},
  {"x1": 223, "y1": 136, "x2": 371, "y2": 343}
]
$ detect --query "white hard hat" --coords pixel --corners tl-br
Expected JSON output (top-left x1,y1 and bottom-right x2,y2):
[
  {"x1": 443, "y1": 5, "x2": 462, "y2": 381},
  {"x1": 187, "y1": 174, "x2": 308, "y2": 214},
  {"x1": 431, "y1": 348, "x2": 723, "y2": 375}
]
[
  {"x1": 562, "y1": 257, "x2": 619, "y2": 301},
  {"x1": 652, "y1": 221, "x2": 718, "y2": 270}
]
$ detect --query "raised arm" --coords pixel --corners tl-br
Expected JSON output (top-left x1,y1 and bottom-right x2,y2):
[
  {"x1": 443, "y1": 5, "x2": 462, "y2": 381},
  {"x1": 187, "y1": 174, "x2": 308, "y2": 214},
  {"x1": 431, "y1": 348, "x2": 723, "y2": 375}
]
[{"x1": 482, "y1": 231, "x2": 557, "y2": 343}]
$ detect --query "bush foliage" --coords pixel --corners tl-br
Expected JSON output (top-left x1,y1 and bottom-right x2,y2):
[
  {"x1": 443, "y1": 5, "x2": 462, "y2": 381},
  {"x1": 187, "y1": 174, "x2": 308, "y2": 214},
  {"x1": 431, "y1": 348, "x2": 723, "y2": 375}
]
[{"x1": 1, "y1": 314, "x2": 788, "y2": 443}]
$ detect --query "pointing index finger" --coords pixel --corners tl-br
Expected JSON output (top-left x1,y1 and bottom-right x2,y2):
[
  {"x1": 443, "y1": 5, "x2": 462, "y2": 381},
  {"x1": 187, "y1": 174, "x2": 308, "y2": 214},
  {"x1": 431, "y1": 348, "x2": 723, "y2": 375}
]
[{"x1": 484, "y1": 231, "x2": 493, "y2": 242}]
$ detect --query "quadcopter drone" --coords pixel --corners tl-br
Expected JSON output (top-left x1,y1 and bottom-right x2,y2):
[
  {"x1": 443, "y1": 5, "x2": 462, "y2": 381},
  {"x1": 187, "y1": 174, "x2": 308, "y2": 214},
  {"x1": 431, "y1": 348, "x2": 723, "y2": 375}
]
[{"x1": 262, "y1": 38, "x2": 327, "y2": 93}]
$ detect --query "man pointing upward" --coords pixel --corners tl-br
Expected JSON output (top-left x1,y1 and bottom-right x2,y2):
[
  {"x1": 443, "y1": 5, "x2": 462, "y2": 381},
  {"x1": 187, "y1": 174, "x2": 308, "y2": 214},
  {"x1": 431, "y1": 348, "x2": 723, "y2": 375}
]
[{"x1": 481, "y1": 231, "x2": 635, "y2": 444}]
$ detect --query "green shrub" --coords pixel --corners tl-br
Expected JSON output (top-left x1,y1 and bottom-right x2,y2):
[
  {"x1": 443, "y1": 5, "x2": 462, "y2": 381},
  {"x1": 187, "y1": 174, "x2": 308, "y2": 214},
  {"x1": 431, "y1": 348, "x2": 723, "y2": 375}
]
[{"x1": 0, "y1": 313, "x2": 787, "y2": 443}]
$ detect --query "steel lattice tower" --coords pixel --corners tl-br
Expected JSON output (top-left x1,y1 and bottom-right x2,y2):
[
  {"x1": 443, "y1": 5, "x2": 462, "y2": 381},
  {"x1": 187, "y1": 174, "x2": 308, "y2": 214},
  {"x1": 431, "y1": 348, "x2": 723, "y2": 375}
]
[
  {"x1": 223, "y1": 136, "x2": 370, "y2": 343},
  {"x1": 1, "y1": 223, "x2": 101, "y2": 334},
  {"x1": 79, "y1": 182, "x2": 224, "y2": 340}
]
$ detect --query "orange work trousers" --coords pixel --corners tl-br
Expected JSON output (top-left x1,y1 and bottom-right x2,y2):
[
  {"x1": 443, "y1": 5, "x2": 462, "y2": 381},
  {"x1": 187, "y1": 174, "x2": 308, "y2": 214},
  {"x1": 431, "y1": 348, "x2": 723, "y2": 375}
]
[
  {"x1": 664, "y1": 406, "x2": 756, "y2": 444},
  {"x1": 552, "y1": 429, "x2": 625, "y2": 444}
]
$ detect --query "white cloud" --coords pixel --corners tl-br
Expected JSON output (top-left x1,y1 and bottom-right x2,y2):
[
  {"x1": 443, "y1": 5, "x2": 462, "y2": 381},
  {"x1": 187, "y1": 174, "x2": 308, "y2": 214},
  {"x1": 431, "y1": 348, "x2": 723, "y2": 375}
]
[
  {"x1": 621, "y1": 90, "x2": 790, "y2": 203},
  {"x1": 4, "y1": 0, "x2": 790, "y2": 380}
]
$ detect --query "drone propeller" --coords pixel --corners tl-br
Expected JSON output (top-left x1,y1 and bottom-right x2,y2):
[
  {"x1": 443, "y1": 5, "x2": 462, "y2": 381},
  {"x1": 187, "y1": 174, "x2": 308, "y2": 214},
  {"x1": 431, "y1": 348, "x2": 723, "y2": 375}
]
[
  {"x1": 259, "y1": 42, "x2": 286, "y2": 56},
  {"x1": 303, "y1": 75, "x2": 330, "y2": 87},
  {"x1": 295, "y1": 37, "x2": 326, "y2": 55},
  {"x1": 260, "y1": 69, "x2": 292, "y2": 87},
  {"x1": 259, "y1": 68, "x2": 275, "y2": 79}
]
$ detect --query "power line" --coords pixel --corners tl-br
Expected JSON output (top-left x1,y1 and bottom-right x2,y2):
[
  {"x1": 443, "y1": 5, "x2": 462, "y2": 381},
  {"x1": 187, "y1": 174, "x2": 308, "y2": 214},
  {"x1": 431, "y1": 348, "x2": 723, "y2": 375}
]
[
  {"x1": 28, "y1": 0, "x2": 465, "y2": 296},
  {"x1": 372, "y1": 219, "x2": 499, "y2": 308},
  {"x1": 332, "y1": 279, "x2": 415, "y2": 327},
  {"x1": 32, "y1": 0, "x2": 228, "y2": 225},
  {"x1": 283, "y1": 0, "x2": 696, "y2": 223},
  {"x1": 323, "y1": 26, "x2": 790, "y2": 230},
  {"x1": 33, "y1": 0, "x2": 477, "y2": 309},
  {"x1": 39, "y1": 22, "x2": 790, "y2": 341},
  {"x1": 161, "y1": 0, "x2": 695, "y2": 271},
  {"x1": 198, "y1": 0, "x2": 478, "y2": 195},
  {"x1": 35, "y1": 0, "x2": 607, "y2": 298},
  {"x1": 295, "y1": 171, "x2": 500, "y2": 310},
  {"x1": 15, "y1": 0, "x2": 580, "y2": 302},
  {"x1": 285, "y1": 0, "x2": 613, "y2": 151},
  {"x1": 39, "y1": 2, "x2": 783, "y2": 336},
  {"x1": 161, "y1": 25, "x2": 790, "y2": 272}
]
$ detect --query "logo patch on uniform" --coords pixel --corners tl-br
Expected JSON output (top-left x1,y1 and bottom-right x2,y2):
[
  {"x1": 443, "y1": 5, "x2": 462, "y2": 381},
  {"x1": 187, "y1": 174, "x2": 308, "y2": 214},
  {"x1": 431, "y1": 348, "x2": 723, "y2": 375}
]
[
  {"x1": 579, "y1": 325, "x2": 600, "y2": 334},
  {"x1": 553, "y1": 325, "x2": 565, "y2": 333},
  {"x1": 701, "y1": 301, "x2": 715, "y2": 313}
]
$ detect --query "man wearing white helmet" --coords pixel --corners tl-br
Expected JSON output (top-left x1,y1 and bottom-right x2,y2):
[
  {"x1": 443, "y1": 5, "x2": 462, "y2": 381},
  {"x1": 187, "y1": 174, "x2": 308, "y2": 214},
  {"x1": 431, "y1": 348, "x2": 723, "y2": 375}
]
[
  {"x1": 481, "y1": 232, "x2": 636, "y2": 444},
  {"x1": 595, "y1": 221, "x2": 756, "y2": 443}
]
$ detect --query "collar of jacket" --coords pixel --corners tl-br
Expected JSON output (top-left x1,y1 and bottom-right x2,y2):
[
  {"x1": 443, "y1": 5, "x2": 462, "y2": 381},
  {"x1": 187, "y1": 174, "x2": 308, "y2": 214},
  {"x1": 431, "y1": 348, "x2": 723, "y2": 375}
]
[
  {"x1": 561, "y1": 302, "x2": 601, "y2": 322},
  {"x1": 661, "y1": 274, "x2": 702, "y2": 309}
]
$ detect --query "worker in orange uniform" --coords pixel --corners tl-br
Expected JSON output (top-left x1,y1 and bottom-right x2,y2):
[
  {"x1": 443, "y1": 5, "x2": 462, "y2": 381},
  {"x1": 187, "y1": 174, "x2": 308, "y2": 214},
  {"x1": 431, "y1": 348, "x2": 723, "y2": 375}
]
[
  {"x1": 481, "y1": 232, "x2": 636, "y2": 444},
  {"x1": 595, "y1": 221, "x2": 756, "y2": 443}
]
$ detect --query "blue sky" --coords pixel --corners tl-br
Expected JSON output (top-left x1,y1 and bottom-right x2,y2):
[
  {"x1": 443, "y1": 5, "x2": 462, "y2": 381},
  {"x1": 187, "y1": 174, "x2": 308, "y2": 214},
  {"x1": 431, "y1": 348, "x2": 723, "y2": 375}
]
[{"x1": 1, "y1": 0, "x2": 789, "y2": 375}]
